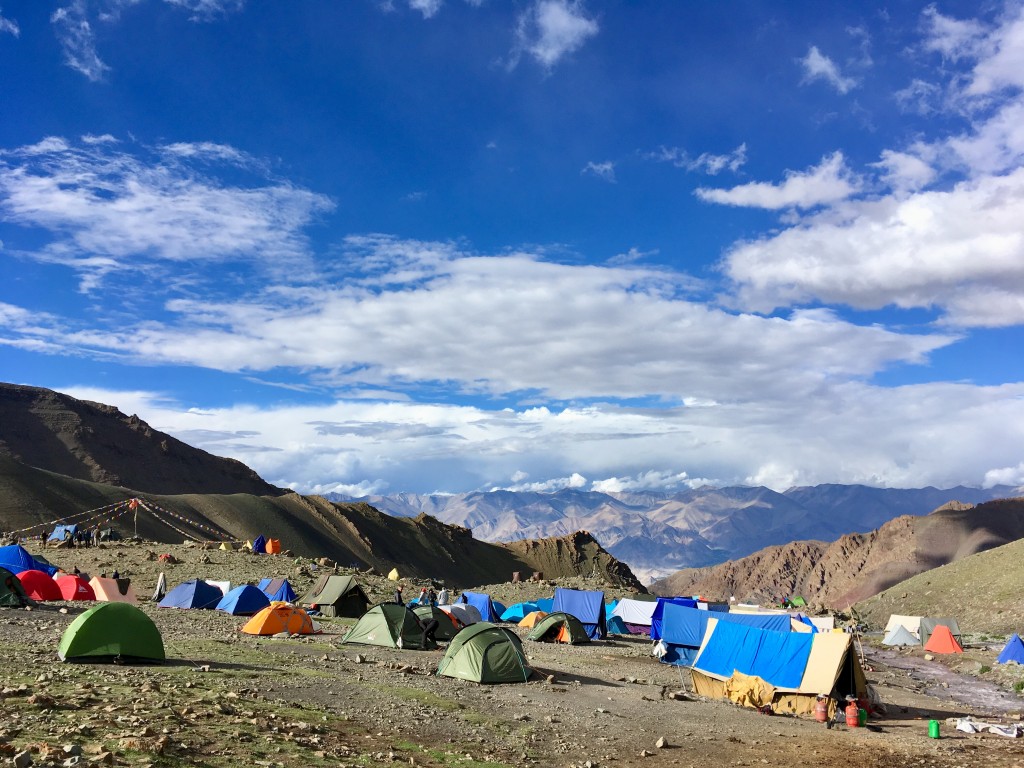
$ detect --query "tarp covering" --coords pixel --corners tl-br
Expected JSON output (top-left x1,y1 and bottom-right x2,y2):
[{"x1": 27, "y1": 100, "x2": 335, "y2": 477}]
[
  {"x1": 662, "y1": 603, "x2": 791, "y2": 650},
  {"x1": 551, "y1": 587, "x2": 607, "y2": 640},
  {"x1": 693, "y1": 619, "x2": 813, "y2": 690},
  {"x1": 0, "y1": 544, "x2": 59, "y2": 576},
  {"x1": 58, "y1": 602, "x2": 165, "y2": 662},
  {"x1": 611, "y1": 598, "x2": 658, "y2": 626},
  {"x1": 437, "y1": 623, "x2": 531, "y2": 684},
  {"x1": 920, "y1": 617, "x2": 962, "y2": 647},
  {"x1": 997, "y1": 634, "x2": 1024, "y2": 665},
  {"x1": 535, "y1": 597, "x2": 554, "y2": 613},
  {"x1": 217, "y1": 585, "x2": 271, "y2": 616},
  {"x1": 650, "y1": 597, "x2": 698, "y2": 641},
  {"x1": 883, "y1": 625, "x2": 920, "y2": 646},
  {"x1": 159, "y1": 579, "x2": 223, "y2": 609},
  {"x1": 461, "y1": 591, "x2": 500, "y2": 622}
]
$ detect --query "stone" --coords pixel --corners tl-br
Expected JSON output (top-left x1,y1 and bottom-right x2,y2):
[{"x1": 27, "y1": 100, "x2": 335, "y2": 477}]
[
  {"x1": 14, "y1": 751, "x2": 33, "y2": 768},
  {"x1": 655, "y1": 736, "x2": 668, "y2": 749}
]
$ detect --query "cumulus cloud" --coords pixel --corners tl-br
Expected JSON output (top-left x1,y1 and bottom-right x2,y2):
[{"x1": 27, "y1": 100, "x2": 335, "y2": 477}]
[
  {"x1": 922, "y1": 4, "x2": 989, "y2": 63},
  {"x1": 696, "y1": 152, "x2": 860, "y2": 210},
  {"x1": 647, "y1": 144, "x2": 747, "y2": 175},
  {"x1": 0, "y1": 7, "x2": 19, "y2": 37},
  {"x1": 871, "y1": 149, "x2": 937, "y2": 193},
  {"x1": 0, "y1": 137, "x2": 333, "y2": 289},
  {"x1": 590, "y1": 470, "x2": 696, "y2": 494},
  {"x1": 494, "y1": 472, "x2": 587, "y2": 492},
  {"x1": 512, "y1": 0, "x2": 598, "y2": 70},
  {"x1": 581, "y1": 160, "x2": 615, "y2": 182},
  {"x1": 800, "y1": 46, "x2": 858, "y2": 94}
]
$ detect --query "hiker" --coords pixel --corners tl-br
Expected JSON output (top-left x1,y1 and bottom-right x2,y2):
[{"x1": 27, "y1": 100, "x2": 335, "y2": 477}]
[
  {"x1": 73, "y1": 566, "x2": 81, "y2": 576},
  {"x1": 437, "y1": 586, "x2": 449, "y2": 605},
  {"x1": 419, "y1": 587, "x2": 428, "y2": 606},
  {"x1": 394, "y1": 585, "x2": 404, "y2": 605},
  {"x1": 418, "y1": 615, "x2": 439, "y2": 649},
  {"x1": 111, "y1": 570, "x2": 120, "y2": 580},
  {"x1": 427, "y1": 587, "x2": 437, "y2": 607}
]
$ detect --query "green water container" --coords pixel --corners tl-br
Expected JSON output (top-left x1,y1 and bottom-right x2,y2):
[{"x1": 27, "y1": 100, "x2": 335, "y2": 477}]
[
  {"x1": 928, "y1": 719, "x2": 941, "y2": 739},
  {"x1": 858, "y1": 708, "x2": 867, "y2": 727}
]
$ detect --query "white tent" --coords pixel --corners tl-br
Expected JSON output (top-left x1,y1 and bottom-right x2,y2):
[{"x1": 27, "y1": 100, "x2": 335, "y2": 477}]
[
  {"x1": 883, "y1": 625, "x2": 920, "y2": 646},
  {"x1": 884, "y1": 614, "x2": 922, "y2": 638},
  {"x1": 611, "y1": 598, "x2": 658, "y2": 626},
  {"x1": 441, "y1": 604, "x2": 482, "y2": 625}
]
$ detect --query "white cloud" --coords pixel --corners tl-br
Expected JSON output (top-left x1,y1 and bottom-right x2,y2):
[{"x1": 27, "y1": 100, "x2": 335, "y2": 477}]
[
  {"x1": 799, "y1": 46, "x2": 858, "y2": 94},
  {"x1": 0, "y1": 137, "x2": 333, "y2": 289},
  {"x1": 983, "y1": 461, "x2": 1024, "y2": 487},
  {"x1": 922, "y1": 5, "x2": 989, "y2": 63},
  {"x1": 894, "y1": 78, "x2": 943, "y2": 115},
  {"x1": 723, "y1": 167, "x2": 1024, "y2": 326},
  {"x1": 872, "y1": 149, "x2": 937, "y2": 193},
  {"x1": 53, "y1": 380, "x2": 1024, "y2": 494},
  {"x1": 493, "y1": 472, "x2": 587, "y2": 492},
  {"x1": 590, "y1": 470, "x2": 695, "y2": 493},
  {"x1": 51, "y1": 1, "x2": 110, "y2": 82},
  {"x1": 512, "y1": 0, "x2": 598, "y2": 70},
  {"x1": 696, "y1": 152, "x2": 860, "y2": 210},
  {"x1": 647, "y1": 144, "x2": 747, "y2": 175},
  {"x1": 409, "y1": 0, "x2": 443, "y2": 18},
  {"x1": 0, "y1": 7, "x2": 19, "y2": 37},
  {"x1": 581, "y1": 160, "x2": 615, "y2": 182},
  {"x1": 967, "y1": 4, "x2": 1024, "y2": 95}
]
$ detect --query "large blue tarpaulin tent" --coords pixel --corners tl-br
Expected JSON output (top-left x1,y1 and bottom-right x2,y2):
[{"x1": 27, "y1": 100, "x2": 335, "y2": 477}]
[
  {"x1": 0, "y1": 545, "x2": 59, "y2": 576},
  {"x1": 658, "y1": 603, "x2": 792, "y2": 667},
  {"x1": 48, "y1": 525, "x2": 78, "y2": 543},
  {"x1": 649, "y1": 597, "x2": 697, "y2": 641},
  {"x1": 461, "y1": 591, "x2": 500, "y2": 622},
  {"x1": 551, "y1": 587, "x2": 606, "y2": 640},
  {"x1": 693, "y1": 619, "x2": 813, "y2": 689}
]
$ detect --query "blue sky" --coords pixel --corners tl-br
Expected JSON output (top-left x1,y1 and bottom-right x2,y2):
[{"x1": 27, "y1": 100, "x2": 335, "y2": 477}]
[{"x1": 2, "y1": 0, "x2": 1024, "y2": 496}]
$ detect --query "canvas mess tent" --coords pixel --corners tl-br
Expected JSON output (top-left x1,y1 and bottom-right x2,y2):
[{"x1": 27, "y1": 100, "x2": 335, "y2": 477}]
[
  {"x1": 611, "y1": 598, "x2": 659, "y2": 634},
  {"x1": 56, "y1": 574, "x2": 96, "y2": 601},
  {"x1": 882, "y1": 625, "x2": 920, "y2": 647},
  {"x1": 342, "y1": 603, "x2": 431, "y2": 650},
  {"x1": 1, "y1": 566, "x2": 29, "y2": 607},
  {"x1": 460, "y1": 591, "x2": 501, "y2": 622},
  {"x1": 884, "y1": 614, "x2": 922, "y2": 639},
  {"x1": 0, "y1": 544, "x2": 59, "y2": 576},
  {"x1": 437, "y1": 623, "x2": 531, "y2": 684},
  {"x1": 551, "y1": 588, "x2": 607, "y2": 640},
  {"x1": 657, "y1": 603, "x2": 792, "y2": 668},
  {"x1": 299, "y1": 574, "x2": 371, "y2": 618},
  {"x1": 257, "y1": 578, "x2": 296, "y2": 603},
  {"x1": 58, "y1": 602, "x2": 165, "y2": 663},
  {"x1": 442, "y1": 603, "x2": 483, "y2": 626},
  {"x1": 525, "y1": 611, "x2": 591, "y2": 644},
  {"x1": 159, "y1": 579, "x2": 223, "y2": 610},
  {"x1": 997, "y1": 634, "x2": 1024, "y2": 664},
  {"x1": 89, "y1": 576, "x2": 138, "y2": 603},
  {"x1": 923, "y1": 624, "x2": 963, "y2": 654},
  {"x1": 217, "y1": 585, "x2": 271, "y2": 616},
  {"x1": 919, "y1": 617, "x2": 962, "y2": 647},
  {"x1": 241, "y1": 603, "x2": 319, "y2": 636},
  {"x1": 690, "y1": 618, "x2": 872, "y2": 718},
  {"x1": 17, "y1": 569, "x2": 63, "y2": 601},
  {"x1": 414, "y1": 605, "x2": 464, "y2": 640}
]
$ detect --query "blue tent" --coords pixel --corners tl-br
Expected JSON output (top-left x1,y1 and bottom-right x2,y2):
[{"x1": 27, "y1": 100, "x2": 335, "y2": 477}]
[
  {"x1": 997, "y1": 633, "x2": 1024, "y2": 664},
  {"x1": 658, "y1": 603, "x2": 792, "y2": 667},
  {"x1": 552, "y1": 587, "x2": 606, "y2": 640},
  {"x1": 461, "y1": 591, "x2": 500, "y2": 622},
  {"x1": 0, "y1": 544, "x2": 59, "y2": 576},
  {"x1": 693, "y1": 619, "x2": 813, "y2": 689},
  {"x1": 492, "y1": 600, "x2": 507, "y2": 617},
  {"x1": 158, "y1": 579, "x2": 223, "y2": 609},
  {"x1": 607, "y1": 615, "x2": 630, "y2": 635},
  {"x1": 500, "y1": 602, "x2": 539, "y2": 622},
  {"x1": 795, "y1": 614, "x2": 818, "y2": 633},
  {"x1": 605, "y1": 599, "x2": 619, "y2": 618},
  {"x1": 251, "y1": 535, "x2": 267, "y2": 554},
  {"x1": 257, "y1": 577, "x2": 296, "y2": 602},
  {"x1": 217, "y1": 585, "x2": 271, "y2": 616},
  {"x1": 48, "y1": 525, "x2": 78, "y2": 543},
  {"x1": 535, "y1": 597, "x2": 554, "y2": 613},
  {"x1": 650, "y1": 597, "x2": 698, "y2": 641}
]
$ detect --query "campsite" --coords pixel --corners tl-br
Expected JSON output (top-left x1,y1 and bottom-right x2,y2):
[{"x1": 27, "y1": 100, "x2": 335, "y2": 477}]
[{"x1": 2, "y1": 539, "x2": 1024, "y2": 768}]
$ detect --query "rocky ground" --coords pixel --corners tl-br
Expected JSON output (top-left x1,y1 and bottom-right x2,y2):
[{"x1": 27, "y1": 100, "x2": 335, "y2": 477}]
[{"x1": 2, "y1": 541, "x2": 1024, "y2": 768}]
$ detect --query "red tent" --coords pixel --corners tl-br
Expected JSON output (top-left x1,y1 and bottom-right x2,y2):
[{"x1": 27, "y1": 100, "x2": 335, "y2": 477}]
[
  {"x1": 56, "y1": 574, "x2": 97, "y2": 601},
  {"x1": 17, "y1": 569, "x2": 63, "y2": 601},
  {"x1": 923, "y1": 624, "x2": 963, "y2": 654}
]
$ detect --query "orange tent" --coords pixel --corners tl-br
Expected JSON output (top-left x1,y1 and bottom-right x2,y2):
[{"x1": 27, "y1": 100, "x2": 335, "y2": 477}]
[
  {"x1": 518, "y1": 610, "x2": 547, "y2": 628},
  {"x1": 56, "y1": 574, "x2": 96, "y2": 601},
  {"x1": 241, "y1": 603, "x2": 318, "y2": 636},
  {"x1": 923, "y1": 624, "x2": 963, "y2": 654},
  {"x1": 264, "y1": 539, "x2": 282, "y2": 554}
]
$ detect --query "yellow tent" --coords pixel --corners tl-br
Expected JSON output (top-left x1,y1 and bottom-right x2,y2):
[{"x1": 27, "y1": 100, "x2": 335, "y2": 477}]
[
  {"x1": 387, "y1": 568, "x2": 400, "y2": 581},
  {"x1": 219, "y1": 542, "x2": 233, "y2": 551},
  {"x1": 518, "y1": 610, "x2": 547, "y2": 628}
]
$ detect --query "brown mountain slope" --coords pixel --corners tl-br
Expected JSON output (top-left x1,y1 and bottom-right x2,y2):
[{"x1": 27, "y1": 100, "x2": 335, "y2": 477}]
[
  {"x1": 651, "y1": 497, "x2": 1024, "y2": 608},
  {"x1": 855, "y1": 535, "x2": 1024, "y2": 634},
  {"x1": 0, "y1": 455, "x2": 644, "y2": 590},
  {"x1": 0, "y1": 383, "x2": 282, "y2": 496}
]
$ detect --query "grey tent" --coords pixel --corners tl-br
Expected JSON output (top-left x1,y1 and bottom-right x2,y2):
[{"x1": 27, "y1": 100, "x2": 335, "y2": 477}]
[
  {"x1": 299, "y1": 574, "x2": 370, "y2": 618},
  {"x1": 919, "y1": 617, "x2": 962, "y2": 647},
  {"x1": 882, "y1": 625, "x2": 920, "y2": 647}
]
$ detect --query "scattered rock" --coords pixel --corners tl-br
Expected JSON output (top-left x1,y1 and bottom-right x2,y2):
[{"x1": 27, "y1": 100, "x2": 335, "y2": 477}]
[{"x1": 655, "y1": 736, "x2": 668, "y2": 749}]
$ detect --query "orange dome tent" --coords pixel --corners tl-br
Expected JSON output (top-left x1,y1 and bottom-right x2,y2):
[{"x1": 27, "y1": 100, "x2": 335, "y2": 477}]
[
  {"x1": 923, "y1": 624, "x2": 963, "y2": 654},
  {"x1": 517, "y1": 610, "x2": 547, "y2": 628},
  {"x1": 264, "y1": 539, "x2": 282, "y2": 555},
  {"x1": 241, "y1": 603, "x2": 319, "y2": 636}
]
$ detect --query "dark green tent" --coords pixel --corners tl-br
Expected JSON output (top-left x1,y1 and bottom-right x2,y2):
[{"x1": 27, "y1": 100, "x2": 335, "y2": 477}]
[
  {"x1": 437, "y1": 622, "x2": 530, "y2": 684},
  {"x1": 525, "y1": 611, "x2": 591, "y2": 644},
  {"x1": 0, "y1": 566, "x2": 29, "y2": 608},
  {"x1": 58, "y1": 602, "x2": 165, "y2": 662},
  {"x1": 414, "y1": 605, "x2": 463, "y2": 640},
  {"x1": 341, "y1": 603, "x2": 430, "y2": 649},
  {"x1": 299, "y1": 574, "x2": 371, "y2": 618}
]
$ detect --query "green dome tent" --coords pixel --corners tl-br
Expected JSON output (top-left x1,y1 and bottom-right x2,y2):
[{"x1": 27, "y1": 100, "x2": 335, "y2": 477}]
[
  {"x1": 414, "y1": 604, "x2": 464, "y2": 640},
  {"x1": 58, "y1": 602, "x2": 165, "y2": 662},
  {"x1": 1, "y1": 566, "x2": 29, "y2": 608},
  {"x1": 341, "y1": 603, "x2": 430, "y2": 650},
  {"x1": 437, "y1": 622, "x2": 531, "y2": 684},
  {"x1": 525, "y1": 611, "x2": 591, "y2": 644}
]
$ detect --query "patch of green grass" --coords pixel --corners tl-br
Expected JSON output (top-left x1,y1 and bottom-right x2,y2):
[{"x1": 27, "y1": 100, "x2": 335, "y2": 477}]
[
  {"x1": 979, "y1": 665, "x2": 991, "y2": 674},
  {"x1": 1014, "y1": 679, "x2": 1024, "y2": 694}
]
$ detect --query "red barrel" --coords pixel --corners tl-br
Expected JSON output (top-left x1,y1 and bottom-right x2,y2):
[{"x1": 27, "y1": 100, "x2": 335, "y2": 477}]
[
  {"x1": 814, "y1": 698, "x2": 829, "y2": 723},
  {"x1": 845, "y1": 702, "x2": 860, "y2": 727}
]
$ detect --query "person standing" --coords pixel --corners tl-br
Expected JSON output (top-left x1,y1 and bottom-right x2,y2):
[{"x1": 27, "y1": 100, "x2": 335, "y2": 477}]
[
  {"x1": 437, "y1": 586, "x2": 449, "y2": 606},
  {"x1": 394, "y1": 585, "x2": 404, "y2": 605},
  {"x1": 427, "y1": 587, "x2": 437, "y2": 607}
]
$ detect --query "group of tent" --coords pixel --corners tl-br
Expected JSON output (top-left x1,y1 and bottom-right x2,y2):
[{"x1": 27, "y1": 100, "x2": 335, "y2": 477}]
[{"x1": 883, "y1": 615, "x2": 965, "y2": 653}]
